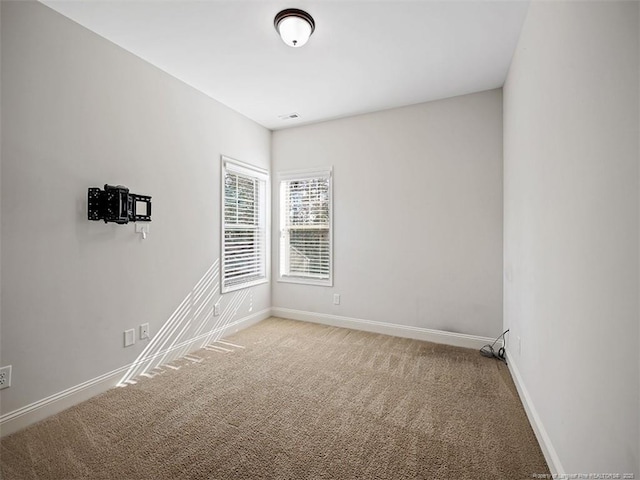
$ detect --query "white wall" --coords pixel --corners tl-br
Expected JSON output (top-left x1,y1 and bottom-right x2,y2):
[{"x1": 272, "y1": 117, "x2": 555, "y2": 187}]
[
  {"x1": 0, "y1": 0, "x2": 3, "y2": 374},
  {"x1": 272, "y1": 90, "x2": 503, "y2": 338},
  {"x1": 504, "y1": 0, "x2": 639, "y2": 474},
  {"x1": 0, "y1": 1, "x2": 270, "y2": 419}
]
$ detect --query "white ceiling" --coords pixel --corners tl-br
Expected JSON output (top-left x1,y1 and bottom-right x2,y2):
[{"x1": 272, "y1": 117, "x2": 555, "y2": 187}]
[{"x1": 41, "y1": 1, "x2": 530, "y2": 130}]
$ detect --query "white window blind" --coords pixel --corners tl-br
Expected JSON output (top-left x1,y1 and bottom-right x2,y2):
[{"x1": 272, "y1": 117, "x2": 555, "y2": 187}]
[
  {"x1": 279, "y1": 168, "x2": 332, "y2": 286},
  {"x1": 221, "y1": 158, "x2": 268, "y2": 293}
]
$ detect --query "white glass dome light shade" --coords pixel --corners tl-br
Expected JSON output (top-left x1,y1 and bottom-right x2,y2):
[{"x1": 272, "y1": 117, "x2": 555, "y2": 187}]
[
  {"x1": 274, "y1": 9, "x2": 315, "y2": 48},
  {"x1": 278, "y1": 16, "x2": 311, "y2": 47}
]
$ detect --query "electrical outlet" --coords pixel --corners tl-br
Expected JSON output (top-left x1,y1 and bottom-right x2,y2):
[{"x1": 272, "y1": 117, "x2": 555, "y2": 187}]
[
  {"x1": 140, "y1": 323, "x2": 149, "y2": 340},
  {"x1": 214, "y1": 302, "x2": 221, "y2": 316},
  {"x1": 333, "y1": 294, "x2": 340, "y2": 305},
  {"x1": 124, "y1": 329, "x2": 135, "y2": 347},
  {"x1": 0, "y1": 365, "x2": 12, "y2": 389}
]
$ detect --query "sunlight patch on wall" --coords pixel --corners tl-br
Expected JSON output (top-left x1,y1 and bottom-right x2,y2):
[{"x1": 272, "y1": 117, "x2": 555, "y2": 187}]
[{"x1": 117, "y1": 259, "x2": 252, "y2": 386}]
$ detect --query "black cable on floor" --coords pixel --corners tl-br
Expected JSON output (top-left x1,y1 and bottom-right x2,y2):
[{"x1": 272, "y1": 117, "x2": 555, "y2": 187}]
[{"x1": 480, "y1": 329, "x2": 509, "y2": 364}]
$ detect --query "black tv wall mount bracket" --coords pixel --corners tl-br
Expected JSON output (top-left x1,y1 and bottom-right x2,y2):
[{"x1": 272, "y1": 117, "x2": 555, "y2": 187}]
[{"x1": 88, "y1": 184, "x2": 152, "y2": 224}]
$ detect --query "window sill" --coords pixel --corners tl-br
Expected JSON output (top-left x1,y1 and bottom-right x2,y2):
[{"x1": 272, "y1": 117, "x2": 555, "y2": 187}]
[
  {"x1": 221, "y1": 277, "x2": 269, "y2": 294},
  {"x1": 277, "y1": 276, "x2": 333, "y2": 287}
]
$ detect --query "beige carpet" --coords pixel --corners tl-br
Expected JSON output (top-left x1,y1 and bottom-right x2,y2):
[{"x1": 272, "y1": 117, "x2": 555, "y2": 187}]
[{"x1": 0, "y1": 317, "x2": 549, "y2": 479}]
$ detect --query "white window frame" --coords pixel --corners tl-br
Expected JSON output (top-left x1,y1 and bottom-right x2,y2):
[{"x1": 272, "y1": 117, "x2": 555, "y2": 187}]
[
  {"x1": 221, "y1": 156, "x2": 270, "y2": 293},
  {"x1": 278, "y1": 167, "x2": 333, "y2": 286}
]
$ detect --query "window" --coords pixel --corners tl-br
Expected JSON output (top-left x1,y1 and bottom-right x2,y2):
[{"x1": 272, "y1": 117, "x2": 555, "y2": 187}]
[
  {"x1": 221, "y1": 157, "x2": 269, "y2": 293},
  {"x1": 279, "y1": 168, "x2": 332, "y2": 286}
]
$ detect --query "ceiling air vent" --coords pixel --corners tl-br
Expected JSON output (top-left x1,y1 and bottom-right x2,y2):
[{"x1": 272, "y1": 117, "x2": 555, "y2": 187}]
[{"x1": 278, "y1": 112, "x2": 300, "y2": 121}]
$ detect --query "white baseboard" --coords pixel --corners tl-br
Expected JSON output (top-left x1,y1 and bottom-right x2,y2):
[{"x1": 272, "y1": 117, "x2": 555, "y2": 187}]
[
  {"x1": 506, "y1": 351, "x2": 564, "y2": 475},
  {"x1": 0, "y1": 308, "x2": 270, "y2": 438},
  {"x1": 0, "y1": 307, "x2": 503, "y2": 439},
  {"x1": 271, "y1": 307, "x2": 497, "y2": 350}
]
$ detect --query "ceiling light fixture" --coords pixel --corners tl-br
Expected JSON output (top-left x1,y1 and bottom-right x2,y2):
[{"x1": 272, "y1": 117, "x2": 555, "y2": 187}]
[{"x1": 274, "y1": 9, "x2": 315, "y2": 48}]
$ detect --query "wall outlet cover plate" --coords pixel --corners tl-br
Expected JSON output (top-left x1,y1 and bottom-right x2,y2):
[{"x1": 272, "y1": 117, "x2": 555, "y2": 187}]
[
  {"x1": 0, "y1": 365, "x2": 12, "y2": 389},
  {"x1": 124, "y1": 329, "x2": 135, "y2": 347}
]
